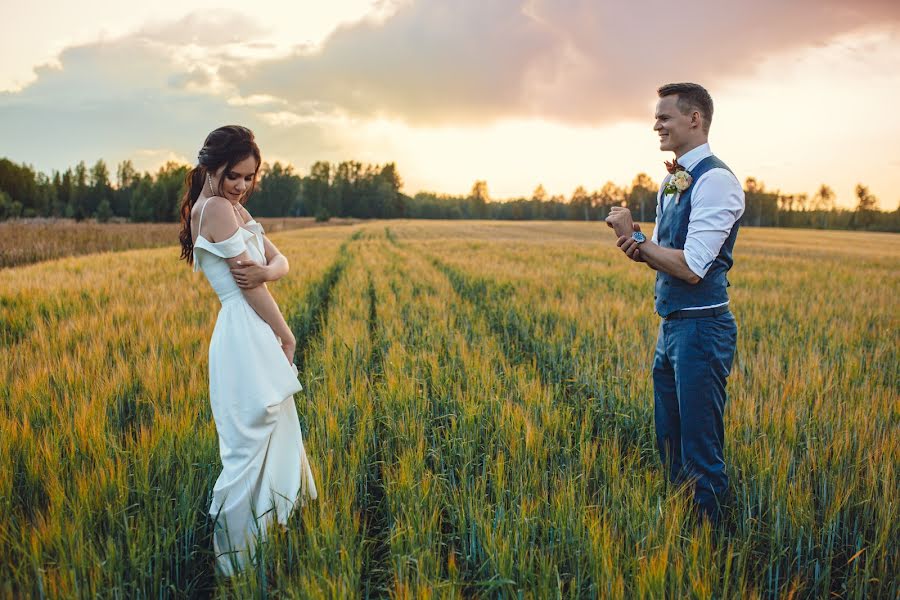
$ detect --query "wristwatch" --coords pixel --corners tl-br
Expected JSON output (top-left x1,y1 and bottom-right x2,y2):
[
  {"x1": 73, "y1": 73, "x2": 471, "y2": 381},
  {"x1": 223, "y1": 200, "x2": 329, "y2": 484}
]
[{"x1": 631, "y1": 231, "x2": 646, "y2": 244}]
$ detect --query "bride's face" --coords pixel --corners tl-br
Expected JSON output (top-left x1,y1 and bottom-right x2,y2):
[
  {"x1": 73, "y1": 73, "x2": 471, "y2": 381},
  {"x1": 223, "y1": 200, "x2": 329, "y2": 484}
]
[{"x1": 213, "y1": 155, "x2": 258, "y2": 203}]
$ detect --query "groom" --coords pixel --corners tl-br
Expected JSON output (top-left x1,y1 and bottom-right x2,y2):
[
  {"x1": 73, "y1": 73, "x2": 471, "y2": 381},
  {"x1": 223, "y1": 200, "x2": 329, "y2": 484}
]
[{"x1": 606, "y1": 82, "x2": 744, "y2": 524}]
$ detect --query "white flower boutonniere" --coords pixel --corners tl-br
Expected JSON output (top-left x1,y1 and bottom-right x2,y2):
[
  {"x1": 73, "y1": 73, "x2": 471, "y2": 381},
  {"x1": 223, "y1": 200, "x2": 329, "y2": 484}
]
[{"x1": 663, "y1": 170, "x2": 692, "y2": 204}]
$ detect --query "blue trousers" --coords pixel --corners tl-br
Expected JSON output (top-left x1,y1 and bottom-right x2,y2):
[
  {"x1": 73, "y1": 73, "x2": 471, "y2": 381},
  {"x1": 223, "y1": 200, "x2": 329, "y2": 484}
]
[{"x1": 652, "y1": 311, "x2": 737, "y2": 522}]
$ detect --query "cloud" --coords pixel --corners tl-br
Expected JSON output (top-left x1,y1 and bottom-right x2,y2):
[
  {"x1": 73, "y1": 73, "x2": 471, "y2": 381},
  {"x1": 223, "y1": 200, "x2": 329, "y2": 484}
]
[
  {"x1": 134, "y1": 11, "x2": 270, "y2": 47},
  {"x1": 231, "y1": 0, "x2": 900, "y2": 125},
  {"x1": 229, "y1": 1, "x2": 556, "y2": 124},
  {"x1": 0, "y1": 28, "x2": 337, "y2": 175},
  {"x1": 1, "y1": 0, "x2": 898, "y2": 195},
  {"x1": 0, "y1": 37, "x2": 214, "y2": 167}
]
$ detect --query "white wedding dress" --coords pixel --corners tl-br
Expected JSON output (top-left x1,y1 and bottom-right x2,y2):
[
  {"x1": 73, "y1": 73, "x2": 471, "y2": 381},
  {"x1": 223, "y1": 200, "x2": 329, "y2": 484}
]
[{"x1": 192, "y1": 199, "x2": 317, "y2": 576}]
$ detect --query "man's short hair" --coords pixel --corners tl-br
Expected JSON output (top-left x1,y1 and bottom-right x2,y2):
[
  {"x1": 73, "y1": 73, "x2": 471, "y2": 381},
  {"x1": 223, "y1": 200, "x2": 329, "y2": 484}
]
[{"x1": 657, "y1": 83, "x2": 713, "y2": 133}]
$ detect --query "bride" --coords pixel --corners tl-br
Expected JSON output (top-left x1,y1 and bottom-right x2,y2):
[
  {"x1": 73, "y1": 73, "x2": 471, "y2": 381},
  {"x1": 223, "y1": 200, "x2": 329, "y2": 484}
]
[{"x1": 178, "y1": 125, "x2": 317, "y2": 576}]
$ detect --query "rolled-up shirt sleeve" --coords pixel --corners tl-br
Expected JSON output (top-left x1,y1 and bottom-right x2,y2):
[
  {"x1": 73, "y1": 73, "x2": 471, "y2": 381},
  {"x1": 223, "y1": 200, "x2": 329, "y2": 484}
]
[{"x1": 683, "y1": 169, "x2": 745, "y2": 279}]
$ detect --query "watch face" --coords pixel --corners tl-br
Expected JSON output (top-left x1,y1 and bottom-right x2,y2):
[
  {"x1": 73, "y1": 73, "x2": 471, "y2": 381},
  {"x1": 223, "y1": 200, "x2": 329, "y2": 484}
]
[{"x1": 633, "y1": 231, "x2": 646, "y2": 243}]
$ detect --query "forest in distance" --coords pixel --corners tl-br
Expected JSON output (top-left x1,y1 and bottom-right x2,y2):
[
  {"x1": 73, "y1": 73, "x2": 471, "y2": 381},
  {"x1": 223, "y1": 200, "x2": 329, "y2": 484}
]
[{"x1": 0, "y1": 155, "x2": 897, "y2": 232}]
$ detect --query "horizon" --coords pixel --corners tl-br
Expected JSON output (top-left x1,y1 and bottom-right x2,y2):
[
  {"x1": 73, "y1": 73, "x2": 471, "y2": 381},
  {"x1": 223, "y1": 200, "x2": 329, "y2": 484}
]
[{"x1": 2, "y1": 151, "x2": 888, "y2": 210}]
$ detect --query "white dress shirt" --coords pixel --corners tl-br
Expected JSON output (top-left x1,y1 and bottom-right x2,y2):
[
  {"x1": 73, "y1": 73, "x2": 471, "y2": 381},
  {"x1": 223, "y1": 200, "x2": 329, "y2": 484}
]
[{"x1": 650, "y1": 143, "x2": 745, "y2": 310}]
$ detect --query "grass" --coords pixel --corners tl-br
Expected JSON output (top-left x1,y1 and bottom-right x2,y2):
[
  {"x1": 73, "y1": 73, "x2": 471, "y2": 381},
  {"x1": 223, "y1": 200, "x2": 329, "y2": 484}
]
[{"x1": 0, "y1": 220, "x2": 897, "y2": 598}]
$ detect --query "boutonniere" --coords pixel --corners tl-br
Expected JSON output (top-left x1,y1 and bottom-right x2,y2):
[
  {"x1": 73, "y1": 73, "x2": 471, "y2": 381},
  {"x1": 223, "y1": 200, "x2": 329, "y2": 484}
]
[{"x1": 663, "y1": 170, "x2": 692, "y2": 204}]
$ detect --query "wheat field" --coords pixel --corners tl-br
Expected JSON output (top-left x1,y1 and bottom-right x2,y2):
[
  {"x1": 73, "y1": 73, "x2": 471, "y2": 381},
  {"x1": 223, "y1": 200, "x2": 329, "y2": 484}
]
[
  {"x1": 0, "y1": 221, "x2": 897, "y2": 598},
  {"x1": 0, "y1": 218, "x2": 360, "y2": 269}
]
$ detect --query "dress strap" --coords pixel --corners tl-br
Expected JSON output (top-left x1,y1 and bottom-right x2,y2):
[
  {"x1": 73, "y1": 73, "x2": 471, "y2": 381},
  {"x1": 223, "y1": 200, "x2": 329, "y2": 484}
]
[{"x1": 197, "y1": 198, "x2": 209, "y2": 233}]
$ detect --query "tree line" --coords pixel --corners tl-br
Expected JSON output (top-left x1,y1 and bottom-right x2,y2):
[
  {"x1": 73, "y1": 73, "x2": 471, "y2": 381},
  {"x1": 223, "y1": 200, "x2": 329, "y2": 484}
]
[{"x1": 1, "y1": 157, "x2": 897, "y2": 232}]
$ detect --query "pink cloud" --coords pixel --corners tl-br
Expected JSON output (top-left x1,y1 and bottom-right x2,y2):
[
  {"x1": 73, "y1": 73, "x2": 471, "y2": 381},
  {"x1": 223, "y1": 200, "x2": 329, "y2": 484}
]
[{"x1": 232, "y1": 0, "x2": 900, "y2": 124}]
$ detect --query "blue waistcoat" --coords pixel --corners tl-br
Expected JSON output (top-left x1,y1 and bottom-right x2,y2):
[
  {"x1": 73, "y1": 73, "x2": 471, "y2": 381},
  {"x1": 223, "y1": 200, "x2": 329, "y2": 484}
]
[{"x1": 654, "y1": 155, "x2": 740, "y2": 317}]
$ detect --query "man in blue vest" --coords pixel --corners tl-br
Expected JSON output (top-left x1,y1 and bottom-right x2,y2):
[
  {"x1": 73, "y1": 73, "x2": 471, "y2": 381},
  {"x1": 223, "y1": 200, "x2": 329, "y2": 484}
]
[{"x1": 606, "y1": 82, "x2": 745, "y2": 524}]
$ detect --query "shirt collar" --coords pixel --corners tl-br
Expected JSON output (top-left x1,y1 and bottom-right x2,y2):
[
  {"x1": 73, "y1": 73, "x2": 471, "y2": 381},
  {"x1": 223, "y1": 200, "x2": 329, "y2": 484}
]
[{"x1": 677, "y1": 142, "x2": 711, "y2": 171}]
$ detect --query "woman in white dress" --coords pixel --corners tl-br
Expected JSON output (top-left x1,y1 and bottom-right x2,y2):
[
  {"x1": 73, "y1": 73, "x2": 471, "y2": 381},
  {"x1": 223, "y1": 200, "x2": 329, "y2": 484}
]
[{"x1": 178, "y1": 125, "x2": 317, "y2": 576}]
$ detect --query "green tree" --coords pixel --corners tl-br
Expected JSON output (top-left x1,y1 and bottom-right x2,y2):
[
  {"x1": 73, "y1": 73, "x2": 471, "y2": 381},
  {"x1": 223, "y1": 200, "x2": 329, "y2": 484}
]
[
  {"x1": 50, "y1": 172, "x2": 66, "y2": 216},
  {"x1": 89, "y1": 160, "x2": 112, "y2": 219},
  {"x1": 812, "y1": 184, "x2": 835, "y2": 211},
  {"x1": 32, "y1": 172, "x2": 56, "y2": 217},
  {"x1": 596, "y1": 181, "x2": 625, "y2": 220},
  {"x1": 377, "y1": 163, "x2": 404, "y2": 218},
  {"x1": 529, "y1": 184, "x2": 549, "y2": 220},
  {"x1": 152, "y1": 162, "x2": 189, "y2": 221},
  {"x1": 469, "y1": 180, "x2": 489, "y2": 219},
  {"x1": 852, "y1": 184, "x2": 878, "y2": 229},
  {"x1": 570, "y1": 186, "x2": 592, "y2": 221},
  {"x1": 247, "y1": 162, "x2": 303, "y2": 217},
  {"x1": 96, "y1": 199, "x2": 113, "y2": 222},
  {"x1": 744, "y1": 177, "x2": 779, "y2": 227},
  {"x1": 115, "y1": 160, "x2": 140, "y2": 218},
  {"x1": 628, "y1": 173, "x2": 656, "y2": 223},
  {"x1": 0, "y1": 189, "x2": 21, "y2": 219},
  {"x1": 332, "y1": 161, "x2": 364, "y2": 217},
  {"x1": 0, "y1": 158, "x2": 38, "y2": 217},
  {"x1": 305, "y1": 161, "x2": 332, "y2": 220},
  {"x1": 855, "y1": 184, "x2": 878, "y2": 212},
  {"x1": 59, "y1": 169, "x2": 76, "y2": 218},
  {"x1": 72, "y1": 161, "x2": 89, "y2": 221},
  {"x1": 129, "y1": 175, "x2": 155, "y2": 222}
]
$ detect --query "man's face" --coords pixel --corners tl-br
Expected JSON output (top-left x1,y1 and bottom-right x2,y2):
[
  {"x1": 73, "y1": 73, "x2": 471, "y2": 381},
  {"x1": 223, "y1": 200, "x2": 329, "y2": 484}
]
[{"x1": 654, "y1": 95, "x2": 694, "y2": 154}]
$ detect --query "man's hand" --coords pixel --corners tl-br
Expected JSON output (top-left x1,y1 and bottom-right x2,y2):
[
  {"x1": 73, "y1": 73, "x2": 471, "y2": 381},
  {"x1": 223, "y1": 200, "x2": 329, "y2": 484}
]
[
  {"x1": 605, "y1": 206, "x2": 635, "y2": 238},
  {"x1": 230, "y1": 259, "x2": 270, "y2": 289},
  {"x1": 617, "y1": 223, "x2": 646, "y2": 262}
]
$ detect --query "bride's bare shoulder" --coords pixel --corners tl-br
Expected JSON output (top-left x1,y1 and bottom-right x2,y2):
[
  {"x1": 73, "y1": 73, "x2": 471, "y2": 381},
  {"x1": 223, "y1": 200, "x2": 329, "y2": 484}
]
[
  {"x1": 193, "y1": 195, "x2": 226, "y2": 213},
  {"x1": 197, "y1": 196, "x2": 233, "y2": 217},
  {"x1": 195, "y1": 197, "x2": 240, "y2": 240}
]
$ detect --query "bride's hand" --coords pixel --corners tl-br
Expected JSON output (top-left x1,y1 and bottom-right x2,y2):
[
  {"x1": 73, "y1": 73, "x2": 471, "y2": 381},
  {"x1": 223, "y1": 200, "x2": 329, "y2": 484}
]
[
  {"x1": 231, "y1": 260, "x2": 270, "y2": 289},
  {"x1": 279, "y1": 335, "x2": 297, "y2": 365}
]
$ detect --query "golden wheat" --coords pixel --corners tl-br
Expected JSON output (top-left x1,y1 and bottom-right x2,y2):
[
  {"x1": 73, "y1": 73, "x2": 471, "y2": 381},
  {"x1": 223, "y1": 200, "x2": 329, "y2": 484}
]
[{"x1": 1, "y1": 221, "x2": 897, "y2": 598}]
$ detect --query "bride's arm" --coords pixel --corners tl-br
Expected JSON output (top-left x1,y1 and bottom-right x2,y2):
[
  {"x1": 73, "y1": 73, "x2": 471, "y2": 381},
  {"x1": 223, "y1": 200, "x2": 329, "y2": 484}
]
[
  {"x1": 205, "y1": 199, "x2": 296, "y2": 360},
  {"x1": 230, "y1": 236, "x2": 288, "y2": 287},
  {"x1": 261, "y1": 236, "x2": 289, "y2": 280},
  {"x1": 235, "y1": 281, "x2": 296, "y2": 361},
  {"x1": 232, "y1": 205, "x2": 289, "y2": 285}
]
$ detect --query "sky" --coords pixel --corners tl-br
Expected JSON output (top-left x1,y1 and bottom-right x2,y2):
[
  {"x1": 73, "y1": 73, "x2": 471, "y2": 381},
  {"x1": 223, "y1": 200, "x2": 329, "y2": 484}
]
[{"x1": 2, "y1": 0, "x2": 899, "y2": 209}]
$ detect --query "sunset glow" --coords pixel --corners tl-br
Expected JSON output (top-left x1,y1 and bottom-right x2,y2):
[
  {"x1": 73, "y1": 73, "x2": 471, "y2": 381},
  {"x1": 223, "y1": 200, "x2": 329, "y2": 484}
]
[{"x1": 2, "y1": 1, "x2": 898, "y2": 208}]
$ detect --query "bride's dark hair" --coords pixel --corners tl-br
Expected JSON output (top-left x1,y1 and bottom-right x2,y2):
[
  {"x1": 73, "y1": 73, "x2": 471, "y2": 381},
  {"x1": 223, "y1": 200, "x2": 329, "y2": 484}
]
[{"x1": 179, "y1": 125, "x2": 261, "y2": 266}]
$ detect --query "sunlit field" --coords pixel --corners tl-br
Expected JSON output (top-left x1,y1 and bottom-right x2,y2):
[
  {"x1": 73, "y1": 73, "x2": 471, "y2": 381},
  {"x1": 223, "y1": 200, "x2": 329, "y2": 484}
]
[{"x1": 1, "y1": 221, "x2": 897, "y2": 598}]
